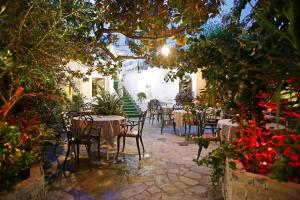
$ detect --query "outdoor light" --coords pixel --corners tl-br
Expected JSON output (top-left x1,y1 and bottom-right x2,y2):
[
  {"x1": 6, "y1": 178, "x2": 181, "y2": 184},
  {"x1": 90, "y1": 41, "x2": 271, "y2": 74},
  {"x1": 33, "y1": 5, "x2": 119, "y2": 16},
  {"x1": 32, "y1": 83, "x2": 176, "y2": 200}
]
[{"x1": 161, "y1": 44, "x2": 170, "y2": 56}]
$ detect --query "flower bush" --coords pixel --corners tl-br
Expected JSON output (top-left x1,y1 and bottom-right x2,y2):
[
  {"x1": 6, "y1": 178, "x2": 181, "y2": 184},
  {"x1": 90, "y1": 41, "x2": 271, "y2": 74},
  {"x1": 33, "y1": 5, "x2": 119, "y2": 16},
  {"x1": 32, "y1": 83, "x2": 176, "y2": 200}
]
[
  {"x1": 175, "y1": 90, "x2": 194, "y2": 105},
  {"x1": 0, "y1": 104, "x2": 55, "y2": 191},
  {"x1": 188, "y1": 0, "x2": 300, "y2": 187},
  {"x1": 0, "y1": 123, "x2": 34, "y2": 191}
]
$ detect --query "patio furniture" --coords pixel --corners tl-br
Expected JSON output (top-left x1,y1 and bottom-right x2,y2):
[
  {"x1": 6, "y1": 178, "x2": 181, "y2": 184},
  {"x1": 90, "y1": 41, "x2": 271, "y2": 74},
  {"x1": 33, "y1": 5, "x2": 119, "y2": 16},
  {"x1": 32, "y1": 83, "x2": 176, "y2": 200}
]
[
  {"x1": 160, "y1": 109, "x2": 176, "y2": 135},
  {"x1": 80, "y1": 102, "x2": 94, "y2": 114},
  {"x1": 63, "y1": 114, "x2": 96, "y2": 173},
  {"x1": 148, "y1": 99, "x2": 161, "y2": 124},
  {"x1": 83, "y1": 102, "x2": 93, "y2": 111},
  {"x1": 196, "y1": 111, "x2": 222, "y2": 159},
  {"x1": 116, "y1": 111, "x2": 147, "y2": 160},
  {"x1": 173, "y1": 103, "x2": 183, "y2": 110}
]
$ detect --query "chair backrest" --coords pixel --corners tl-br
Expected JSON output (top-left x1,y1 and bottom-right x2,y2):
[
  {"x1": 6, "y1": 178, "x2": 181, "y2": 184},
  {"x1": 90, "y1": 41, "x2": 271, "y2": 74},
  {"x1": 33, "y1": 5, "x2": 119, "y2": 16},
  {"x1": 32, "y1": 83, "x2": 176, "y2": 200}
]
[
  {"x1": 173, "y1": 103, "x2": 183, "y2": 110},
  {"x1": 161, "y1": 107, "x2": 173, "y2": 121},
  {"x1": 82, "y1": 102, "x2": 93, "y2": 111},
  {"x1": 61, "y1": 111, "x2": 79, "y2": 132},
  {"x1": 137, "y1": 110, "x2": 148, "y2": 134},
  {"x1": 195, "y1": 110, "x2": 207, "y2": 136},
  {"x1": 149, "y1": 99, "x2": 160, "y2": 109},
  {"x1": 71, "y1": 114, "x2": 93, "y2": 139}
]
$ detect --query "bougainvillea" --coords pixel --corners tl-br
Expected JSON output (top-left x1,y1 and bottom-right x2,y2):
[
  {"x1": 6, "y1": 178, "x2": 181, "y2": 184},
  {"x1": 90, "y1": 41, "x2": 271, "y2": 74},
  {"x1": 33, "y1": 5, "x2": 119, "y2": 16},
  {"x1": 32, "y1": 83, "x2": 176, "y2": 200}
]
[{"x1": 175, "y1": 90, "x2": 194, "y2": 105}]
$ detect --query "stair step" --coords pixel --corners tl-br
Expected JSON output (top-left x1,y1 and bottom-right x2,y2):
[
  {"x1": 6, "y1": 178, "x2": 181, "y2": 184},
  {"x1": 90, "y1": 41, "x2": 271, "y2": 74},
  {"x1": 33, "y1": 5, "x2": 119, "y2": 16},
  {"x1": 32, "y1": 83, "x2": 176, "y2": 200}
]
[{"x1": 123, "y1": 107, "x2": 136, "y2": 110}]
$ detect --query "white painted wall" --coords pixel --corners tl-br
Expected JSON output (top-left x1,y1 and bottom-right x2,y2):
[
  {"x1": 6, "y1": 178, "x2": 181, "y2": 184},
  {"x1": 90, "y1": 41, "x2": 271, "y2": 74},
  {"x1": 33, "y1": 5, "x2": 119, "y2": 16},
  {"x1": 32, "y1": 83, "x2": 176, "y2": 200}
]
[
  {"x1": 121, "y1": 60, "x2": 207, "y2": 110},
  {"x1": 122, "y1": 66, "x2": 179, "y2": 107},
  {"x1": 64, "y1": 60, "x2": 114, "y2": 103}
]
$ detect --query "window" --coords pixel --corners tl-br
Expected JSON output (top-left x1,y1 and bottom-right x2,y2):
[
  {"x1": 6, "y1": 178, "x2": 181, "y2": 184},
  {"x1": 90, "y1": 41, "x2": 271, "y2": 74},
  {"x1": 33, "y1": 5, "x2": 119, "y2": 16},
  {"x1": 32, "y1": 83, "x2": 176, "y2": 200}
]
[{"x1": 92, "y1": 78, "x2": 105, "y2": 96}]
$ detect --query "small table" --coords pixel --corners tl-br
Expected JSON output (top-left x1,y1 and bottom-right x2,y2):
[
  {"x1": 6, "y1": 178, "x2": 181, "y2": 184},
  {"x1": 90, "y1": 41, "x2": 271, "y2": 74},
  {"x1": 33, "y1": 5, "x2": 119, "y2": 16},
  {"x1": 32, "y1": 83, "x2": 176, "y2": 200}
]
[{"x1": 72, "y1": 115, "x2": 125, "y2": 147}]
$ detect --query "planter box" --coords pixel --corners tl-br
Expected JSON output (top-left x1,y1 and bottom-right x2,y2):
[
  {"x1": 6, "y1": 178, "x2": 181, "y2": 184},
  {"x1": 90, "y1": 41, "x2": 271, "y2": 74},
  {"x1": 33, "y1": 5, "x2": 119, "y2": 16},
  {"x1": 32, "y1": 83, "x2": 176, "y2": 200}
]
[
  {"x1": 224, "y1": 159, "x2": 300, "y2": 200},
  {"x1": 0, "y1": 163, "x2": 45, "y2": 200}
]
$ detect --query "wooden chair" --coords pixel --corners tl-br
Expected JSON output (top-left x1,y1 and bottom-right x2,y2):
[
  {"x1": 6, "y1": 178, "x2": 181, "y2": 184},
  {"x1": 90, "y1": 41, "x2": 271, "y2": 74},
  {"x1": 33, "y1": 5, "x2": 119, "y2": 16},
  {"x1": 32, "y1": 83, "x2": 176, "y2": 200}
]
[{"x1": 116, "y1": 111, "x2": 147, "y2": 160}]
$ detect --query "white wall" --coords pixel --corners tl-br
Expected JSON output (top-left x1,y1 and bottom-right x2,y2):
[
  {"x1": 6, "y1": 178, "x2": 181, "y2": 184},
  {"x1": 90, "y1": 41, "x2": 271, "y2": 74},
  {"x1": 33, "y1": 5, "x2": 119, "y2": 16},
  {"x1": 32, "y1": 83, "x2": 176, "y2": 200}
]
[
  {"x1": 122, "y1": 67, "x2": 179, "y2": 106},
  {"x1": 65, "y1": 60, "x2": 114, "y2": 102}
]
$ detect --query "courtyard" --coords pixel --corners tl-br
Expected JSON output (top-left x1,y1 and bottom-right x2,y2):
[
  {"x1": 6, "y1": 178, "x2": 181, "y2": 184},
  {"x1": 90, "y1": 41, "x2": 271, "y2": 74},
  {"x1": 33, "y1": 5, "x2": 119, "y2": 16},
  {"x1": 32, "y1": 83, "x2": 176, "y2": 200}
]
[{"x1": 45, "y1": 120, "x2": 220, "y2": 200}]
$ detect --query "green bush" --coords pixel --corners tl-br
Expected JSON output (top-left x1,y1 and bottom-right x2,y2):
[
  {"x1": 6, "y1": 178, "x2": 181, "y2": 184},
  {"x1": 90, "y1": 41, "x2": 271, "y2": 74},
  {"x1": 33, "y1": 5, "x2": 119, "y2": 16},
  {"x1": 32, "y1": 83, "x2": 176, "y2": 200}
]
[
  {"x1": 93, "y1": 88, "x2": 123, "y2": 115},
  {"x1": 70, "y1": 93, "x2": 84, "y2": 112},
  {"x1": 137, "y1": 92, "x2": 147, "y2": 103}
]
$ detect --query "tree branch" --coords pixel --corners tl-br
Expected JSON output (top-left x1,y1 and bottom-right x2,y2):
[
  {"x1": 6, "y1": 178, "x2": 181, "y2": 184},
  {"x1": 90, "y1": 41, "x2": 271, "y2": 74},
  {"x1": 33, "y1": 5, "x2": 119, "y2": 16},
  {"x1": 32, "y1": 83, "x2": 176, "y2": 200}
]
[
  {"x1": 98, "y1": 27, "x2": 184, "y2": 40},
  {"x1": 101, "y1": 45, "x2": 145, "y2": 61}
]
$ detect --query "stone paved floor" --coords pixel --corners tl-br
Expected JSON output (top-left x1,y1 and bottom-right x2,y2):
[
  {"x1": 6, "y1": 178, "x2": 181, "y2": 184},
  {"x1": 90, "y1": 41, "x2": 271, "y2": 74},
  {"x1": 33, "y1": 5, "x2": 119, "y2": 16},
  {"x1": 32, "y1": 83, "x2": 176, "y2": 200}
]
[{"x1": 45, "y1": 120, "x2": 222, "y2": 200}]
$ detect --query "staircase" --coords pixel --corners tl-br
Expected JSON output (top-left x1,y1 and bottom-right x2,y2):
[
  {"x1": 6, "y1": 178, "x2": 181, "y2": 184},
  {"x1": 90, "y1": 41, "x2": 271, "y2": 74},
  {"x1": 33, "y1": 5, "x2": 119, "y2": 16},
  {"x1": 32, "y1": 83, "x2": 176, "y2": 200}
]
[{"x1": 114, "y1": 80, "x2": 140, "y2": 118}]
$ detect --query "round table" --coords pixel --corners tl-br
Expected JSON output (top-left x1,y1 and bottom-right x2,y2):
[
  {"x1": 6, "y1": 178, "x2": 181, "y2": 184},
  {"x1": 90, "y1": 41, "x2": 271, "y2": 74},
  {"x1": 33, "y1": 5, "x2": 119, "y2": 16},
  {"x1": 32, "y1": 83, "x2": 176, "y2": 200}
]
[
  {"x1": 161, "y1": 106, "x2": 173, "y2": 113},
  {"x1": 217, "y1": 119, "x2": 286, "y2": 142},
  {"x1": 72, "y1": 115, "x2": 125, "y2": 147}
]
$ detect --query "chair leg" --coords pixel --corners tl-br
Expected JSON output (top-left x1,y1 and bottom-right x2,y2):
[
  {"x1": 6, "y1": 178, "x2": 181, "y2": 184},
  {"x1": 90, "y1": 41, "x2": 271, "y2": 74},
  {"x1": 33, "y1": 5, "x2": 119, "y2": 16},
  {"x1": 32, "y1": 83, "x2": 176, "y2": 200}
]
[
  {"x1": 76, "y1": 144, "x2": 80, "y2": 165},
  {"x1": 140, "y1": 136, "x2": 145, "y2": 153},
  {"x1": 116, "y1": 136, "x2": 120, "y2": 160},
  {"x1": 197, "y1": 145, "x2": 203, "y2": 160},
  {"x1": 136, "y1": 137, "x2": 141, "y2": 160},
  {"x1": 122, "y1": 135, "x2": 126, "y2": 152},
  {"x1": 188, "y1": 124, "x2": 191, "y2": 140},
  {"x1": 173, "y1": 122, "x2": 176, "y2": 135},
  {"x1": 87, "y1": 144, "x2": 92, "y2": 171},
  {"x1": 63, "y1": 144, "x2": 71, "y2": 175},
  {"x1": 161, "y1": 120, "x2": 164, "y2": 134},
  {"x1": 97, "y1": 139, "x2": 101, "y2": 160}
]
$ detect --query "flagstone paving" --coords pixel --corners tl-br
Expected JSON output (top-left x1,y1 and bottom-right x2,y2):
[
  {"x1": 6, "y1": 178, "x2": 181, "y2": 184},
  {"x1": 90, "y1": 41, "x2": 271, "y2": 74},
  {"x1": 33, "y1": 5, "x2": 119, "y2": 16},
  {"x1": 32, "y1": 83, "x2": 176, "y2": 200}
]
[{"x1": 45, "y1": 120, "x2": 222, "y2": 200}]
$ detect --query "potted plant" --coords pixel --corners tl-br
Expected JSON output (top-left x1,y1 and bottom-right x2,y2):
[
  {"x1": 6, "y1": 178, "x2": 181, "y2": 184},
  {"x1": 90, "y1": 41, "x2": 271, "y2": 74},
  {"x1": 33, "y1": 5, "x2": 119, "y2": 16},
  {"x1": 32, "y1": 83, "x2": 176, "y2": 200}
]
[
  {"x1": 175, "y1": 90, "x2": 194, "y2": 106},
  {"x1": 137, "y1": 92, "x2": 147, "y2": 104},
  {"x1": 70, "y1": 93, "x2": 85, "y2": 112},
  {"x1": 93, "y1": 87, "x2": 123, "y2": 115}
]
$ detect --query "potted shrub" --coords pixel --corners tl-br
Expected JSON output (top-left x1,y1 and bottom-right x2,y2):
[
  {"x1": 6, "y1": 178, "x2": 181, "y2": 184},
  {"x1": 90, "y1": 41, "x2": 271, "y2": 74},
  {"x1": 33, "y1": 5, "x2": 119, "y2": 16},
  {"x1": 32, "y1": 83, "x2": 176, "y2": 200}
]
[
  {"x1": 175, "y1": 90, "x2": 194, "y2": 106},
  {"x1": 93, "y1": 87, "x2": 123, "y2": 115},
  {"x1": 137, "y1": 92, "x2": 147, "y2": 104}
]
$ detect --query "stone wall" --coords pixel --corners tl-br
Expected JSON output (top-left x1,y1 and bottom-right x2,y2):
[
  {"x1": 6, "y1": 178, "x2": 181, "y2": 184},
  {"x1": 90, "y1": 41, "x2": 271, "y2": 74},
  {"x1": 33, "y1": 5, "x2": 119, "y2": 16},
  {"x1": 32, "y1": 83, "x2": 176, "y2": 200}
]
[
  {"x1": 223, "y1": 159, "x2": 300, "y2": 200},
  {"x1": 0, "y1": 164, "x2": 45, "y2": 200}
]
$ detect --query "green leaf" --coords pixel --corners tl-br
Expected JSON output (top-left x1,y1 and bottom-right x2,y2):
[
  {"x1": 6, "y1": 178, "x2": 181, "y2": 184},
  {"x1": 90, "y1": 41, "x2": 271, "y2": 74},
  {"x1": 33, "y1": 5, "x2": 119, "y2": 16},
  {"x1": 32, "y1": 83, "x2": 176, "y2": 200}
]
[{"x1": 228, "y1": 161, "x2": 237, "y2": 169}]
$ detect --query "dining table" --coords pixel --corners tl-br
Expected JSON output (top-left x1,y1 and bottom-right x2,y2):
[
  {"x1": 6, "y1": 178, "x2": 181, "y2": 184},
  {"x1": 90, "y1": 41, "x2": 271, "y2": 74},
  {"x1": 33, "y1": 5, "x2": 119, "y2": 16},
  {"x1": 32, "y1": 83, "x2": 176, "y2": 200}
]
[
  {"x1": 72, "y1": 115, "x2": 125, "y2": 147},
  {"x1": 217, "y1": 119, "x2": 286, "y2": 142},
  {"x1": 161, "y1": 105, "x2": 174, "y2": 113}
]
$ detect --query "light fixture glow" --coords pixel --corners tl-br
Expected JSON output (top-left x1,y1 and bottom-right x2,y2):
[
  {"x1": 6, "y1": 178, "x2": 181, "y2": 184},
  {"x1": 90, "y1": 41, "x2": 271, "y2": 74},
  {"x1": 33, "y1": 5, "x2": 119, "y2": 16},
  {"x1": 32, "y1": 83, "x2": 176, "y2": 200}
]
[{"x1": 161, "y1": 45, "x2": 170, "y2": 56}]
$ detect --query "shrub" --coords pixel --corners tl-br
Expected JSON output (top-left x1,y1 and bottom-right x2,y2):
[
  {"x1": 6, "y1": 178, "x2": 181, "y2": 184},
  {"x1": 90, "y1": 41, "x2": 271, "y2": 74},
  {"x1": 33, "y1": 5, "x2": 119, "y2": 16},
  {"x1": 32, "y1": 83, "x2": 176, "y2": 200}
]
[{"x1": 93, "y1": 88, "x2": 123, "y2": 115}]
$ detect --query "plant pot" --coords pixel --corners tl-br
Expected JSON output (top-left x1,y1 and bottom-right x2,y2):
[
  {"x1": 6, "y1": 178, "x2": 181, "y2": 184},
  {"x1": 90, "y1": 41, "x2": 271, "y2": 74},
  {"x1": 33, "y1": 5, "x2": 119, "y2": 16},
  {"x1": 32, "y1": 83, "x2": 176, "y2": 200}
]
[
  {"x1": 223, "y1": 158, "x2": 300, "y2": 200},
  {"x1": 16, "y1": 168, "x2": 30, "y2": 183},
  {"x1": 0, "y1": 163, "x2": 45, "y2": 200}
]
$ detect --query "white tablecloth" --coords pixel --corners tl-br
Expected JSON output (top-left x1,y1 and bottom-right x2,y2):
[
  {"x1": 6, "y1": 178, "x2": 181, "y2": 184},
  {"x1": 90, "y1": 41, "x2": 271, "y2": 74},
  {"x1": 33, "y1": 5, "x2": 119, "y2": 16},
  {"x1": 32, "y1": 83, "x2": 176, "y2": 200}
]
[
  {"x1": 217, "y1": 119, "x2": 238, "y2": 141},
  {"x1": 72, "y1": 115, "x2": 125, "y2": 147},
  {"x1": 217, "y1": 119, "x2": 286, "y2": 142}
]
